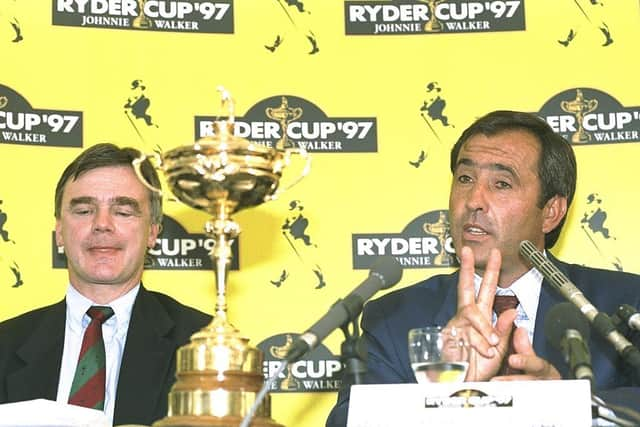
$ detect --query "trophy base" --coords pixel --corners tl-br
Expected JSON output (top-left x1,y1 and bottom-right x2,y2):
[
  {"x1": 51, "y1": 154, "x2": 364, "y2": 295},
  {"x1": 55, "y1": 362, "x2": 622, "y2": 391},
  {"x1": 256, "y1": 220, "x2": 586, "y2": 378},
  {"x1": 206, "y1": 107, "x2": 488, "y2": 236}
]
[
  {"x1": 433, "y1": 253, "x2": 453, "y2": 266},
  {"x1": 571, "y1": 132, "x2": 592, "y2": 144},
  {"x1": 423, "y1": 21, "x2": 442, "y2": 32},
  {"x1": 152, "y1": 415, "x2": 284, "y2": 427},
  {"x1": 132, "y1": 18, "x2": 153, "y2": 29},
  {"x1": 156, "y1": 318, "x2": 284, "y2": 427}
]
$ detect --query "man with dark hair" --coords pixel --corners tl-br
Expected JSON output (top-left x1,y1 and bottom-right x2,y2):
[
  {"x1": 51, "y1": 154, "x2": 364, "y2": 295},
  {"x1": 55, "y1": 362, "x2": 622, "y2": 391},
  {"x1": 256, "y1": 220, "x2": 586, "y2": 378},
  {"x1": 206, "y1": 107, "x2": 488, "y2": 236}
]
[
  {"x1": 326, "y1": 110, "x2": 640, "y2": 426},
  {"x1": 0, "y1": 143, "x2": 211, "y2": 425}
]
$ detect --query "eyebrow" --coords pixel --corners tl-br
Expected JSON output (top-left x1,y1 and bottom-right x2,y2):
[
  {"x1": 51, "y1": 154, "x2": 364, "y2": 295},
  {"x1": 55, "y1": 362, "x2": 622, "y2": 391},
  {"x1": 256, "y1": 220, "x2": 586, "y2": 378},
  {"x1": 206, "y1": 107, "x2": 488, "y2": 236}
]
[
  {"x1": 68, "y1": 196, "x2": 96, "y2": 207},
  {"x1": 68, "y1": 196, "x2": 142, "y2": 213},
  {"x1": 455, "y1": 158, "x2": 517, "y2": 177}
]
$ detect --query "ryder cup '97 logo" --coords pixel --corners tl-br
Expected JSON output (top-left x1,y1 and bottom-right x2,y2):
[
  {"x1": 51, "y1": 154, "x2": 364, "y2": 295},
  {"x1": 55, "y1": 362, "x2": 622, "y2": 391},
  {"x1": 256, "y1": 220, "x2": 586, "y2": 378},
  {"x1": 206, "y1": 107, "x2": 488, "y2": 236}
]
[
  {"x1": 352, "y1": 210, "x2": 456, "y2": 269},
  {"x1": 196, "y1": 95, "x2": 378, "y2": 153},
  {"x1": 344, "y1": 0, "x2": 525, "y2": 35},
  {"x1": 0, "y1": 83, "x2": 82, "y2": 147},
  {"x1": 537, "y1": 88, "x2": 640, "y2": 145},
  {"x1": 257, "y1": 333, "x2": 342, "y2": 393},
  {"x1": 425, "y1": 389, "x2": 513, "y2": 408},
  {"x1": 53, "y1": 0, "x2": 234, "y2": 33}
]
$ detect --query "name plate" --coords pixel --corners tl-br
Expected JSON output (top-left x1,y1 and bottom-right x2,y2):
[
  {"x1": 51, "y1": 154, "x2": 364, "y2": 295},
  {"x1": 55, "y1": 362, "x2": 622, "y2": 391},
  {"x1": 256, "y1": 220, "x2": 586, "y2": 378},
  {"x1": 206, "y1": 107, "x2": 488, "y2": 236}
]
[
  {"x1": 0, "y1": 399, "x2": 110, "y2": 427},
  {"x1": 347, "y1": 380, "x2": 592, "y2": 427}
]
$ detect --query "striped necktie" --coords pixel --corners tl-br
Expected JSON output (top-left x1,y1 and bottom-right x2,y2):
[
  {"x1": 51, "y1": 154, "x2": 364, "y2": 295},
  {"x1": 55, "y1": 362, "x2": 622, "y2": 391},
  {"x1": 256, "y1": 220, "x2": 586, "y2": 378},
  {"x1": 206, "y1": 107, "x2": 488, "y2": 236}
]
[
  {"x1": 68, "y1": 306, "x2": 114, "y2": 410},
  {"x1": 493, "y1": 295, "x2": 522, "y2": 376}
]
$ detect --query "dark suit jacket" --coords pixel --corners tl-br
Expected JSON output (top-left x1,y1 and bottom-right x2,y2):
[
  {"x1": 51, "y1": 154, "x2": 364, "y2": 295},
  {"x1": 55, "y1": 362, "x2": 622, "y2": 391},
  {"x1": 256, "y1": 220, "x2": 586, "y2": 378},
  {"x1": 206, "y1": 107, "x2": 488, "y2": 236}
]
[
  {"x1": 326, "y1": 255, "x2": 640, "y2": 426},
  {"x1": 0, "y1": 285, "x2": 211, "y2": 426}
]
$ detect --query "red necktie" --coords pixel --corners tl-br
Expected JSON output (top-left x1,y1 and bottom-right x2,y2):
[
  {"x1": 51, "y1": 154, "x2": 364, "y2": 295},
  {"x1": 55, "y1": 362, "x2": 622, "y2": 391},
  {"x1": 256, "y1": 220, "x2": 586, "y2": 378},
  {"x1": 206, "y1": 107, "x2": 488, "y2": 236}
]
[
  {"x1": 68, "y1": 306, "x2": 114, "y2": 410},
  {"x1": 493, "y1": 295, "x2": 521, "y2": 376}
]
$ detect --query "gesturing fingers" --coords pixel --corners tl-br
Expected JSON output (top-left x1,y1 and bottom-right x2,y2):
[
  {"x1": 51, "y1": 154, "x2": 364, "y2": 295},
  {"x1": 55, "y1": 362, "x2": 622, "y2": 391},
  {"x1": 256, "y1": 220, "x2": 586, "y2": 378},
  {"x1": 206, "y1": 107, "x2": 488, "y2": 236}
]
[
  {"x1": 495, "y1": 328, "x2": 561, "y2": 381},
  {"x1": 476, "y1": 248, "x2": 501, "y2": 315},
  {"x1": 510, "y1": 328, "x2": 561, "y2": 379},
  {"x1": 457, "y1": 246, "x2": 477, "y2": 308},
  {"x1": 492, "y1": 308, "x2": 517, "y2": 360},
  {"x1": 503, "y1": 355, "x2": 561, "y2": 380},
  {"x1": 455, "y1": 246, "x2": 501, "y2": 346}
]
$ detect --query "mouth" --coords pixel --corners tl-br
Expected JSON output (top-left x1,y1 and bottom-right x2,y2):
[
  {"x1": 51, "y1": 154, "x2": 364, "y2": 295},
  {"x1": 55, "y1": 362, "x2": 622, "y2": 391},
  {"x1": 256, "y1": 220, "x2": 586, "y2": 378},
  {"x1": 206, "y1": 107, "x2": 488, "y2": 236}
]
[
  {"x1": 87, "y1": 245, "x2": 121, "y2": 254},
  {"x1": 462, "y1": 223, "x2": 490, "y2": 240}
]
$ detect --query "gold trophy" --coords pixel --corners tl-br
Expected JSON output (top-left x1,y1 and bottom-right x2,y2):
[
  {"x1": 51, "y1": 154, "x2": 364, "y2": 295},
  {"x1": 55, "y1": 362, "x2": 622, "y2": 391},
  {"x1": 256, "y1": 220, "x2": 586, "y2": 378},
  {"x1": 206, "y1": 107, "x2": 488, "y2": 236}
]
[
  {"x1": 268, "y1": 335, "x2": 300, "y2": 391},
  {"x1": 133, "y1": 88, "x2": 309, "y2": 427},
  {"x1": 265, "y1": 97, "x2": 302, "y2": 150},
  {"x1": 421, "y1": 0, "x2": 444, "y2": 32},
  {"x1": 423, "y1": 211, "x2": 452, "y2": 266},
  {"x1": 561, "y1": 89, "x2": 598, "y2": 143},
  {"x1": 133, "y1": 0, "x2": 153, "y2": 29}
]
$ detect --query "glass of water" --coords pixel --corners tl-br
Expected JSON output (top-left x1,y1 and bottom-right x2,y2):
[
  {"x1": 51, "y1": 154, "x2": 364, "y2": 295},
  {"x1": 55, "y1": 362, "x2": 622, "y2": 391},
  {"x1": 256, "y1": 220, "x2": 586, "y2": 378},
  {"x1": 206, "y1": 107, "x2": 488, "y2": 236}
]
[{"x1": 408, "y1": 326, "x2": 470, "y2": 384}]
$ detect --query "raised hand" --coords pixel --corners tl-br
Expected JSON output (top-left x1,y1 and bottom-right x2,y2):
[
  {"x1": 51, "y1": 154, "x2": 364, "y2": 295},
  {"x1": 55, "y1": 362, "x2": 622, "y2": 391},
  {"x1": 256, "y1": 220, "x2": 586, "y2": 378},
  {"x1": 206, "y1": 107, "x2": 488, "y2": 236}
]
[{"x1": 445, "y1": 246, "x2": 517, "y2": 381}]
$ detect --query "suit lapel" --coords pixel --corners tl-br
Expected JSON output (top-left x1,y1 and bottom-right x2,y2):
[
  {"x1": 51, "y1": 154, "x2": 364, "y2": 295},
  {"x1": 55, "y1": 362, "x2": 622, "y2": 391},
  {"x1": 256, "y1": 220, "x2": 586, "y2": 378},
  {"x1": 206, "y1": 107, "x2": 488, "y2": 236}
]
[
  {"x1": 7, "y1": 301, "x2": 66, "y2": 402},
  {"x1": 435, "y1": 272, "x2": 459, "y2": 326},
  {"x1": 114, "y1": 286, "x2": 176, "y2": 424}
]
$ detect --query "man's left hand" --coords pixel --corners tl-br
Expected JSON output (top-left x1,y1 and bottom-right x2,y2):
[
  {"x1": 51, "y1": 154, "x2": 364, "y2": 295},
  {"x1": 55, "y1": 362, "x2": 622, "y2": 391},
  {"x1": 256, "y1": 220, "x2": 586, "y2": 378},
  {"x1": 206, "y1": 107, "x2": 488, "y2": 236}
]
[{"x1": 491, "y1": 327, "x2": 561, "y2": 381}]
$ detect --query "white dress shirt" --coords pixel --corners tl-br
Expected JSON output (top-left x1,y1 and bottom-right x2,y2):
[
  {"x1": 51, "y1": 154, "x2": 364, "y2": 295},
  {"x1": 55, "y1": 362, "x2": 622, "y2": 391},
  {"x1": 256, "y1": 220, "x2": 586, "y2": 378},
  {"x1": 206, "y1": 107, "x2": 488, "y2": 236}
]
[{"x1": 56, "y1": 284, "x2": 139, "y2": 426}]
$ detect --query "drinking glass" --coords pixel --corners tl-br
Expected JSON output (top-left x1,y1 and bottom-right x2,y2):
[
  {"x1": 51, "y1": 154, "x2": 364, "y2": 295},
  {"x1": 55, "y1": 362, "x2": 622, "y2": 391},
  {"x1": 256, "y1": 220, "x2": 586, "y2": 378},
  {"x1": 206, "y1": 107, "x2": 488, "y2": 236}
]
[{"x1": 408, "y1": 326, "x2": 470, "y2": 384}]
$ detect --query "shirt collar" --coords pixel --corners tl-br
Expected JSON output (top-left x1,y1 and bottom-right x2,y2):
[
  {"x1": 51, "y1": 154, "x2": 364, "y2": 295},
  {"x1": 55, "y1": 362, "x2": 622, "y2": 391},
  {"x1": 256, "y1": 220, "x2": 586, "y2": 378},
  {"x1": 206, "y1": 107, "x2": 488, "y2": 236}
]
[
  {"x1": 472, "y1": 255, "x2": 545, "y2": 320},
  {"x1": 65, "y1": 283, "x2": 140, "y2": 331}
]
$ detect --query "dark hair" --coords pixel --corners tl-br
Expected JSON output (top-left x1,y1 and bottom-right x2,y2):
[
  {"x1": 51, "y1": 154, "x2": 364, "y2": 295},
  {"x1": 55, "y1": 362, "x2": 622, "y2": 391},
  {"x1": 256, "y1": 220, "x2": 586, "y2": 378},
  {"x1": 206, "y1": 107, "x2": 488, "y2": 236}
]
[
  {"x1": 54, "y1": 143, "x2": 162, "y2": 225},
  {"x1": 449, "y1": 110, "x2": 577, "y2": 248}
]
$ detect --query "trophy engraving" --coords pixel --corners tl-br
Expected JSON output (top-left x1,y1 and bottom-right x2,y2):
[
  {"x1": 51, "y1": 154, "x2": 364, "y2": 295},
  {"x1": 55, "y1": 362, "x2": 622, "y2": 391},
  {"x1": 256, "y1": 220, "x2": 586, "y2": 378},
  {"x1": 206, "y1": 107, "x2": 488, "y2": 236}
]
[
  {"x1": 265, "y1": 96, "x2": 303, "y2": 150},
  {"x1": 561, "y1": 89, "x2": 598, "y2": 143},
  {"x1": 423, "y1": 211, "x2": 452, "y2": 266},
  {"x1": 134, "y1": 88, "x2": 309, "y2": 427},
  {"x1": 421, "y1": 0, "x2": 444, "y2": 32},
  {"x1": 133, "y1": 0, "x2": 153, "y2": 29}
]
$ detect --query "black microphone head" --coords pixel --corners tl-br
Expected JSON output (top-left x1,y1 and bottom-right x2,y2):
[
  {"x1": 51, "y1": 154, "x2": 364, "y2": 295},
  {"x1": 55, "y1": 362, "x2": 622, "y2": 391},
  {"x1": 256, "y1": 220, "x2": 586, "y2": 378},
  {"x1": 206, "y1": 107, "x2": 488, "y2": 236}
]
[
  {"x1": 369, "y1": 256, "x2": 403, "y2": 289},
  {"x1": 544, "y1": 302, "x2": 591, "y2": 350},
  {"x1": 617, "y1": 304, "x2": 636, "y2": 321}
]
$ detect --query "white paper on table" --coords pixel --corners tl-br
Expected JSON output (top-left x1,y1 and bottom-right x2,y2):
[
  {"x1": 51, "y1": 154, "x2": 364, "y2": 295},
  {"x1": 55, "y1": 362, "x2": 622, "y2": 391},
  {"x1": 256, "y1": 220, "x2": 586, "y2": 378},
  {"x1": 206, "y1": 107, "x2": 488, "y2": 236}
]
[{"x1": 0, "y1": 399, "x2": 110, "y2": 427}]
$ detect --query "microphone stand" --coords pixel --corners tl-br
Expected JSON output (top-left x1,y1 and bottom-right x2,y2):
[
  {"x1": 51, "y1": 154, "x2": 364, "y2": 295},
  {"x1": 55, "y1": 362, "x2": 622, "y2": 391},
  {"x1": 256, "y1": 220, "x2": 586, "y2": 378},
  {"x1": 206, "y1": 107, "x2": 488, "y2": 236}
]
[
  {"x1": 592, "y1": 395, "x2": 640, "y2": 427},
  {"x1": 611, "y1": 312, "x2": 640, "y2": 346},
  {"x1": 339, "y1": 317, "x2": 368, "y2": 387},
  {"x1": 609, "y1": 310, "x2": 640, "y2": 385},
  {"x1": 586, "y1": 308, "x2": 640, "y2": 427}
]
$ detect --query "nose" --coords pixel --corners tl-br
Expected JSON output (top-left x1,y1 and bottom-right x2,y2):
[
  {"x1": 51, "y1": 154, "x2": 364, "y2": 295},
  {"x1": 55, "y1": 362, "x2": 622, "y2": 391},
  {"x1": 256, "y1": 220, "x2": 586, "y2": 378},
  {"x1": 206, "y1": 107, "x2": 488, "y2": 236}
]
[
  {"x1": 92, "y1": 208, "x2": 114, "y2": 232},
  {"x1": 465, "y1": 182, "x2": 488, "y2": 212}
]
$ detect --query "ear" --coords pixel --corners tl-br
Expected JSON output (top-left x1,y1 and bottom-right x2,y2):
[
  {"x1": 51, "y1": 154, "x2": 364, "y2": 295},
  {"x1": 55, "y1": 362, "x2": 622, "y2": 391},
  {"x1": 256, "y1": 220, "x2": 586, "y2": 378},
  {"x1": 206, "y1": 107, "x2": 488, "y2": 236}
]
[
  {"x1": 541, "y1": 195, "x2": 567, "y2": 234},
  {"x1": 147, "y1": 222, "x2": 161, "y2": 248},
  {"x1": 55, "y1": 219, "x2": 64, "y2": 247}
]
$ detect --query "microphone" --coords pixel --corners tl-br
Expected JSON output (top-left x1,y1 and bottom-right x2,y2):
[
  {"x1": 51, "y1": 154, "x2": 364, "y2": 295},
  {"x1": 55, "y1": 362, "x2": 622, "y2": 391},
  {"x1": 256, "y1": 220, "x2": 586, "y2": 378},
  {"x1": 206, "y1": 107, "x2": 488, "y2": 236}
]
[
  {"x1": 519, "y1": 240, "x2": 640, "y2": 374},
  {"x1": 285, "y1": 256, "x2": 403, "y2": 363},
  {"x1": 615, "y1": 305, "x2": 640, "y2": 332},
  {"x1": 544, "y1": 302, "x2": 594, "y2": 386}
]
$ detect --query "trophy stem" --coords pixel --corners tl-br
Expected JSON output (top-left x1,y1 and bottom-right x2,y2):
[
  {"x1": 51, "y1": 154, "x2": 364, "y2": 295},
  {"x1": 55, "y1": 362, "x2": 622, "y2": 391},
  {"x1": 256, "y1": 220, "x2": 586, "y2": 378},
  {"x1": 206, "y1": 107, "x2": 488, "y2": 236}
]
[
  {"x1": 215, "y1": 249, "x2": 229, "y2": 321},
  {"x1": 206, "y1": 202, "x2": 240, "y2": 324},
  {"x1": 154, "y1": 199, "x2": 284, "y2": 427}
]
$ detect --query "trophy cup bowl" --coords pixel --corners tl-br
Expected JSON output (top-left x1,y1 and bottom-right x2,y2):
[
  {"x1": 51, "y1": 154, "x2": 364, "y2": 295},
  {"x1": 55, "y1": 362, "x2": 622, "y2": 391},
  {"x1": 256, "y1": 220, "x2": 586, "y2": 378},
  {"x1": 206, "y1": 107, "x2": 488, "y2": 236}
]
[
  {"x1": 161, "y1": 133, "x2": 285, "y2": 215},
  {"x1": 135, "y1": 91, "x2": 309, "y2": 427}
]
